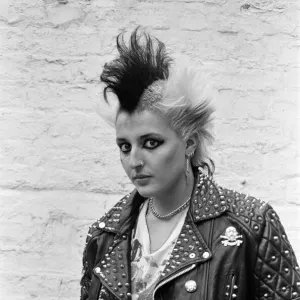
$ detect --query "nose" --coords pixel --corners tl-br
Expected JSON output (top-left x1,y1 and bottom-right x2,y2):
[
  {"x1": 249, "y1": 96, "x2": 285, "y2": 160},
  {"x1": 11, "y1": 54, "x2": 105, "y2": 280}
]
[{"x1": 128, "y1": 148, "x2": 143, "y2": 169}]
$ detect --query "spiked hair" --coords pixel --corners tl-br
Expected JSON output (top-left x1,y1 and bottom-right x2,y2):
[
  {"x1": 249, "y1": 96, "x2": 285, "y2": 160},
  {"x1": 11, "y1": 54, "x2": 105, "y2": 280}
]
[
  {"x1": 100, "y1": 27, "x2": 172, "y2": 113},
  {"x1": 100, "y1": 27, "x2": 215, "y2": 174}
]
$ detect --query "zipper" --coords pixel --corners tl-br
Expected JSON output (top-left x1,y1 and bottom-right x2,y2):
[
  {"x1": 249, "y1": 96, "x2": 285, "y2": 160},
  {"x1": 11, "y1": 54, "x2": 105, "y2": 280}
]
[{"x1": 152, "y1": 264, "x2": 197, "y2": 300}]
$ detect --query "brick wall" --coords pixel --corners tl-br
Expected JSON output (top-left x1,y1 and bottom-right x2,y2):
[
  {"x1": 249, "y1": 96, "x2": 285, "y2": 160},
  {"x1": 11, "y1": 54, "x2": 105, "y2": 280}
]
[{"x1": 0, "y1": 0, "x2": 299, "y2": 299}]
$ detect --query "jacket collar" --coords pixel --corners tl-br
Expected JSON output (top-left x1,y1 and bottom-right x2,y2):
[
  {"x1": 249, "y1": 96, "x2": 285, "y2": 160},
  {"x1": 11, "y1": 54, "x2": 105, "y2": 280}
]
[
  {"x1": 190, "y1": 170, "x2": 228, "y2": 222},
  {"x1": 92, "y1": 169, "x2": 228, "y2": 300},
  {"x1": 97, "y1": 168, "x2": 228, "y2": 235}
]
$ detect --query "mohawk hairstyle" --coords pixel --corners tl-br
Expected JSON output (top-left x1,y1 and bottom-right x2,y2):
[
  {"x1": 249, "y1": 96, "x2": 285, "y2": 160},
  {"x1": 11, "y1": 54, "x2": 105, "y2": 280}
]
[{"x1": 100, "y1": 27, "x2": 173, "y2": 113}]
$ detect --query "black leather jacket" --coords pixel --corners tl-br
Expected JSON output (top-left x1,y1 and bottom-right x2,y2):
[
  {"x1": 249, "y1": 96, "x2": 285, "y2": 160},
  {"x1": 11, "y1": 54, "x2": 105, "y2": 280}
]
[{"x1": 80, "y1": 171, "x2": 300, "y2": 300}]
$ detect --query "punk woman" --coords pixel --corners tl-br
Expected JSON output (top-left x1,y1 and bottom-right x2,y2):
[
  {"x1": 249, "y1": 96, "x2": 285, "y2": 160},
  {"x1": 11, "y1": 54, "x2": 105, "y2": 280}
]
[{"x1": 80, "y1": 27, "x2": 300, "y2": 300}]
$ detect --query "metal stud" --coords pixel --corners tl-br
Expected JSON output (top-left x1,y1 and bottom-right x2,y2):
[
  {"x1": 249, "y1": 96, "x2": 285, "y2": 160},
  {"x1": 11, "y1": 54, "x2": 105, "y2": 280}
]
[{"x1": 202, "y1": 251, "x2": 209, "y2": 259}]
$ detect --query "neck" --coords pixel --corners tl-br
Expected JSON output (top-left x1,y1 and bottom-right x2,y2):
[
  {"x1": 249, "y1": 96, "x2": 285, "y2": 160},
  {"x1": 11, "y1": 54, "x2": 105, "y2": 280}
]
[{"x1": 151, "y1": 170, "x2": 195, "y2": 216}]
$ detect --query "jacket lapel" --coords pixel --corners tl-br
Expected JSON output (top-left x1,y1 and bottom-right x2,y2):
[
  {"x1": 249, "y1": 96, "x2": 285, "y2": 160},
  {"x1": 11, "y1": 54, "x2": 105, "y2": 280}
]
[
  {"x1": 94, "y1": 234, "x2": 132, "y2": 300},
  {"x1": 158, "y1": 212, "x2": 212, "y2": 280},
  {"x1": 92, "y1": 192, "x2": 144, "y2": 300}
]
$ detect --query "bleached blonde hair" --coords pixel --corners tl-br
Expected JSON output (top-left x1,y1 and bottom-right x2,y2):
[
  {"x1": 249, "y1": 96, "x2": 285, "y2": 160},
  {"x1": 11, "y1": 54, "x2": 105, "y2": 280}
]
[{"x1": 139, "y1": 66, "x2": 215, "y2": 174}]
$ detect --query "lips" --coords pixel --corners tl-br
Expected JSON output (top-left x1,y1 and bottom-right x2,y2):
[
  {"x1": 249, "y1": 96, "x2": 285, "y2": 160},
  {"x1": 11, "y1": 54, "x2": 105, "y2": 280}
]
[{"x1": 132, "y1": 174, "x2": 151, "y2": 180}]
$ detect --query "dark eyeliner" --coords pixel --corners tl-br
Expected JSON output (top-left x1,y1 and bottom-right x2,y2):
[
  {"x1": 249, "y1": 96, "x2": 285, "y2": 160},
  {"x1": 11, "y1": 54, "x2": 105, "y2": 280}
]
[
  {"x1": 143, "y1": 139, "x2": 164, "y2": 149},
  {"x1": 118, "y1": 142, "x2": 131, "y2": 153}
]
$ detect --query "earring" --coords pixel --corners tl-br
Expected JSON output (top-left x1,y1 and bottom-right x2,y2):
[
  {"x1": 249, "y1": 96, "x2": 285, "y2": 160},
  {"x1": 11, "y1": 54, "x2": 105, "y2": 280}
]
[{"x1": 186, "y1": 152, "x2": 194, "y2": 173}]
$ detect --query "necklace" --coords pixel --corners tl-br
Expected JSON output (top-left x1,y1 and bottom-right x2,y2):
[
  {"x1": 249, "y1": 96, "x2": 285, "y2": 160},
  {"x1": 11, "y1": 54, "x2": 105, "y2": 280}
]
[{"x1": 149, "y1": 197, "x2": 190, "y2": 220}]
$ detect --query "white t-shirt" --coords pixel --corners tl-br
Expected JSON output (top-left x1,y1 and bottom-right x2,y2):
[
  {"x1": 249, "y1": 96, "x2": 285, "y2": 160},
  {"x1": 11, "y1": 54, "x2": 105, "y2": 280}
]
[{"x1": 131, "y1": 199, "x2": 189, "y2": 300}]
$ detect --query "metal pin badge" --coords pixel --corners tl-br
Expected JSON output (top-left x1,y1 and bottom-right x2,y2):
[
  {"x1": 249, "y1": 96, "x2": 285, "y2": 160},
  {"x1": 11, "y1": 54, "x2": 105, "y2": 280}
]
[
  {"x1": 220, "y1": 226, "x2": 243, "y2": 246},
  {"x1": 185, "y1": 280, "x2": 197, "y2": 293}
]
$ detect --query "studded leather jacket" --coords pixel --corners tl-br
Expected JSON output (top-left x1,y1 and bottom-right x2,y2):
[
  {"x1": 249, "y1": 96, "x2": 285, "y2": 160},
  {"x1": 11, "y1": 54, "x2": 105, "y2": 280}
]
[{"x1": 80, "y1": 171, "x2": 300, "y2": 300}]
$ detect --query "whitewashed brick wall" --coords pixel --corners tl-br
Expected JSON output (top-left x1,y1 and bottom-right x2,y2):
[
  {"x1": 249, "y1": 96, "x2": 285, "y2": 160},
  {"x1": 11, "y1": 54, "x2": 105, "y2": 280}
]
[{"x1": 0, "y1": 0, "x2": 299, "y2": 299}]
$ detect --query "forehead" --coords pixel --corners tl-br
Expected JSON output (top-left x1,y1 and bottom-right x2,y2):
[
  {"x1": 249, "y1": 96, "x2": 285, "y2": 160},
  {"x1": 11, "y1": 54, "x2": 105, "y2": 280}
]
[{"x1": 115, "y1": 110, "x2": 177, "y2": 139}]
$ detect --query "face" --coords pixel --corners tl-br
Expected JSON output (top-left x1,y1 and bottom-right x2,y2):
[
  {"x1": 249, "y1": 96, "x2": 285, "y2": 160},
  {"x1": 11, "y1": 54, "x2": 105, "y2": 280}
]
[{"x1": 115, "y1": 110, "x2": 188, "y2": 198}]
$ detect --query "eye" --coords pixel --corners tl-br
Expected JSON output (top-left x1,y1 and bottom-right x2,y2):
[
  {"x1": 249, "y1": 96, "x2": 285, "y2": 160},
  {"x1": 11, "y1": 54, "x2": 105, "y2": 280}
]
[
  {"x1": 119, "y1": 143, "x2": 131, "y2": 153},
  {"x1": 144, "y1": 139, "x2": 163, "y2": 149}
]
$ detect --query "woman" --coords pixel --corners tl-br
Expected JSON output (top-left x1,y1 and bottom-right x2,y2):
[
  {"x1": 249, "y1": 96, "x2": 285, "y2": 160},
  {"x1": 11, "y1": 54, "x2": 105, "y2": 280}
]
[{"x1": 80, "y1": 28, "x2": 300, "y2": 300}]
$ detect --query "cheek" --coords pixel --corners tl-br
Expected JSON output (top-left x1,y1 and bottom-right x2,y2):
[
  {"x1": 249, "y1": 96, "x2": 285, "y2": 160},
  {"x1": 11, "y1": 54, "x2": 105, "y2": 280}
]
[
  {"x1": 120, "y1": 155, "x2": 130, "y2": 173},
  {"x1": 156, "y1": 146, "x2": 184, "y2": 169}
]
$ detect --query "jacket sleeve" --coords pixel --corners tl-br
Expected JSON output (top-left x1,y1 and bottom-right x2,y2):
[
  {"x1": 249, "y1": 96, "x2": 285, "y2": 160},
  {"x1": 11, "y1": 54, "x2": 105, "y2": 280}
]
[
  {"x1": 80, "y1": 248, "x2": 91, "y2": 300},
  {"x1": 254, "y1": 205, "x2": 300, "y2": 299},
  {"x1": 80, "y1": 224, "x2": 99, "y2": 300}
]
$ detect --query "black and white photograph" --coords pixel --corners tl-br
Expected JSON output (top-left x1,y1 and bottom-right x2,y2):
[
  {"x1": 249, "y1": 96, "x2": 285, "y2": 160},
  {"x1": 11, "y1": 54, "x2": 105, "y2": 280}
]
[{"x1": 0, "y1": 0, "x2": 299, "y2": 299}]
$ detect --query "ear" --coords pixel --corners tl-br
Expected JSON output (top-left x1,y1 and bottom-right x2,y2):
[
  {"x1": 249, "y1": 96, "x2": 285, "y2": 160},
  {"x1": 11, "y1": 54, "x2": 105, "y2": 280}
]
[{"x1": 185, "y1": 133, "x2": 197, "y2": 156}]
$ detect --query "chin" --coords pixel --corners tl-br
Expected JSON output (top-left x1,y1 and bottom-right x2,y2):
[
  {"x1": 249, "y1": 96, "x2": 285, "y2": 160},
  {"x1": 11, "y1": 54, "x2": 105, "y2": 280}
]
[{"x1": 135, "y1": 185, "x2": 157, "y2": 198}]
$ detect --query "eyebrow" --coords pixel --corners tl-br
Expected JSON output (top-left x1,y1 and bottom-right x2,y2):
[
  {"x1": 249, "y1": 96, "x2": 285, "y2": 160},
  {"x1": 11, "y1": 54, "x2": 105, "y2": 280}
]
[{"x1": 116, "y1": 133, "x2": 163, "y2": 143}]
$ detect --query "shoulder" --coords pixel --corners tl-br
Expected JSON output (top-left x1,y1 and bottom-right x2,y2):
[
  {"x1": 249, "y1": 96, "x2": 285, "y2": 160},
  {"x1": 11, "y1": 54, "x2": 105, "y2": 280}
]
[
  {"x1": 84, "y1": 191, "x2": 135, "y2": 245},
  {"x1": 216, "y1": 184, "x2": 276, "y2": 238}
]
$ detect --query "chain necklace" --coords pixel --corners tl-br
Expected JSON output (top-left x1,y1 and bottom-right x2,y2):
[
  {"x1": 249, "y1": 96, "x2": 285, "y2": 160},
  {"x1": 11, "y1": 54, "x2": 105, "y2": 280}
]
[{"x1": 149, "y1": 197, "x2": 191, "y2": 220}]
